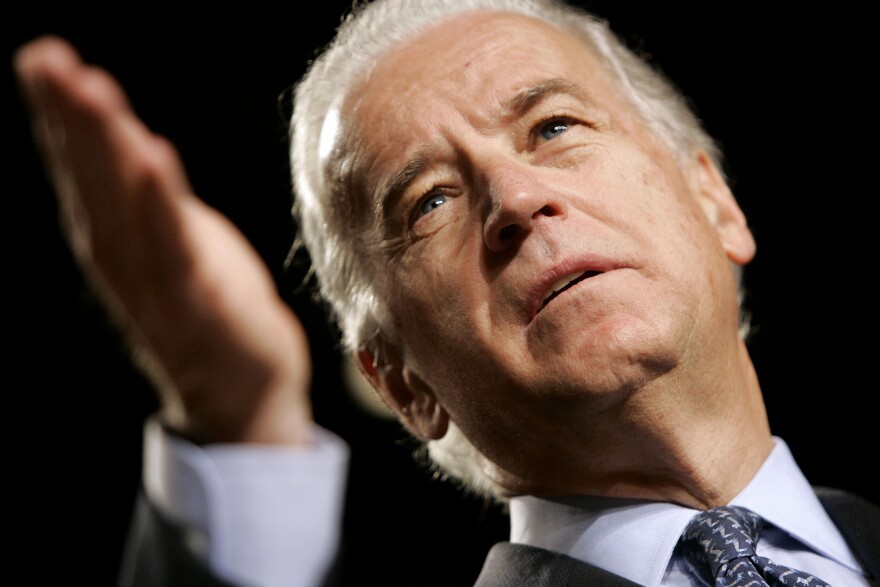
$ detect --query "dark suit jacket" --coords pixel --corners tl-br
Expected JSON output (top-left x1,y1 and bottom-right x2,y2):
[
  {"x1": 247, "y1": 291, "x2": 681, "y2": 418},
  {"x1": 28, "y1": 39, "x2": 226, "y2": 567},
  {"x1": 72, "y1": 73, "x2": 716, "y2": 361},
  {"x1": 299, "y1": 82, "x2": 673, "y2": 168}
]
[{"x1": 119, "y1": 487, "x2": 879, "y2": 587}]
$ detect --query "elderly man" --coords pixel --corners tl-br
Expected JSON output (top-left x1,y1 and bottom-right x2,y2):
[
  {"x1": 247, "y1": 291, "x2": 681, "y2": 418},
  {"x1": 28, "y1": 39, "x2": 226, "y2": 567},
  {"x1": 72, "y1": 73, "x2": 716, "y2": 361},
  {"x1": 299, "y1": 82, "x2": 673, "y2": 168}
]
[{"x1": 13, "y1": 0, "x2": 879, "y2": 585}]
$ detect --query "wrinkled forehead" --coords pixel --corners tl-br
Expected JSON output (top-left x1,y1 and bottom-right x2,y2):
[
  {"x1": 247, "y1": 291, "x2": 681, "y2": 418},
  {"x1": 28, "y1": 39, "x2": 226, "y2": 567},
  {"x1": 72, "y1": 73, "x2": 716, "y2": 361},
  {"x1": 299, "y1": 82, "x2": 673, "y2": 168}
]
[{"x1": 325, "y1": 10, "x2": 627, "y2": 220}]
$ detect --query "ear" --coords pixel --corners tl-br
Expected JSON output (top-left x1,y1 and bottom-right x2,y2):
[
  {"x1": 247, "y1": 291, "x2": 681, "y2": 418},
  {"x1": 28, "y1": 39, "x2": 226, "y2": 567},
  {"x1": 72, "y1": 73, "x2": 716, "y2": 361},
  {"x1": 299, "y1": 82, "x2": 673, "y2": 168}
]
[
  {"x1": 356, "y1": 345, "x2": 449, "y2": 441},
  {"x1": 688, "y1": 151, "x2": 756, "y2": 265}
]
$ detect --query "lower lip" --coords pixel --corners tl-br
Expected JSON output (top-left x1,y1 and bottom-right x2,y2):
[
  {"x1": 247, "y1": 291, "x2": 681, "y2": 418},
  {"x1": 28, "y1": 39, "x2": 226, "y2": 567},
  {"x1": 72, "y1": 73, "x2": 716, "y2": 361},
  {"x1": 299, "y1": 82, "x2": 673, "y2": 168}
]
[
  {"x1": 532, "y1": 271, "x2": 600, "y2": 320},
  {"x1": 542, "y1": 271, "x2": 600, "y2": 308}
]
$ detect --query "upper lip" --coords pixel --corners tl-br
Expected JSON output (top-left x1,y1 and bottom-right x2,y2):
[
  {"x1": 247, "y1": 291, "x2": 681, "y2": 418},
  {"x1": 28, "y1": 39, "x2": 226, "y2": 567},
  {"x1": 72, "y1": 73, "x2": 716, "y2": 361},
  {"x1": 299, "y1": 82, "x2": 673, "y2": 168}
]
[{"x1": 525, "y1": 258, "x2": 615, "y2": 320}]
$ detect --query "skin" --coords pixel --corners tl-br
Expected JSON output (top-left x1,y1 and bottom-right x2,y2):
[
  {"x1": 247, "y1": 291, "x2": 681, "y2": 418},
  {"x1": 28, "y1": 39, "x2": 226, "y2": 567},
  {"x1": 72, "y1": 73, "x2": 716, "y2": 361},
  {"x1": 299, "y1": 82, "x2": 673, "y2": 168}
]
[
  {"x1": 14, "y1": 37, "x2": 312, "y2": 445},
  {"x1": 351, "y1": 12, "x2": 772, "y2": 507},
  {"x1": 15, "y1": 10, "x2": 773, "y2": 510}
]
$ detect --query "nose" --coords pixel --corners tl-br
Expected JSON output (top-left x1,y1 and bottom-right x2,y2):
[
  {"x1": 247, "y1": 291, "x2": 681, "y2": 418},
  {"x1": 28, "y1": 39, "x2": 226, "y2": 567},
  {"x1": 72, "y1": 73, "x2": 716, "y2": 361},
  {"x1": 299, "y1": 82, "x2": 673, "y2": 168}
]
[{"x1": 481, "y1": 161, "x2": 567, "y2": 253}]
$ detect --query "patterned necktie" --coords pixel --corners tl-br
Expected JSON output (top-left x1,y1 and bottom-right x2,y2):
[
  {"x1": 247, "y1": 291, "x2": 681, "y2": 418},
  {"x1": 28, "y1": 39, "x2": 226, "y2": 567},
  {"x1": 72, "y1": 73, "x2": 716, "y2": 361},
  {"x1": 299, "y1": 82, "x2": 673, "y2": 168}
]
[{"x1": 681, "y1": 505, "x2": 830, "y2": 586}]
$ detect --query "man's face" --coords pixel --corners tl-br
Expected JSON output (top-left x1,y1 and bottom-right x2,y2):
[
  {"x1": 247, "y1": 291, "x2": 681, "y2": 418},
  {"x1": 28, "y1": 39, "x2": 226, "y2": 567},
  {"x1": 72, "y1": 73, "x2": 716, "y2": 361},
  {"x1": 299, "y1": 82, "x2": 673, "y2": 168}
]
[{"x1": 345, "y1": 11, "x2": 753, "y2": 489}]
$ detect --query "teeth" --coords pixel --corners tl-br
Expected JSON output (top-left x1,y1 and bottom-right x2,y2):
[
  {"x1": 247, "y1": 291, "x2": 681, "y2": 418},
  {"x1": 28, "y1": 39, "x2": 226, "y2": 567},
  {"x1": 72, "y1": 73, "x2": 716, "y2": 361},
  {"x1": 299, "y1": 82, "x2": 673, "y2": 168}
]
[{"x1": 542, "y1": 270, "x2": 587, "y2": 303}]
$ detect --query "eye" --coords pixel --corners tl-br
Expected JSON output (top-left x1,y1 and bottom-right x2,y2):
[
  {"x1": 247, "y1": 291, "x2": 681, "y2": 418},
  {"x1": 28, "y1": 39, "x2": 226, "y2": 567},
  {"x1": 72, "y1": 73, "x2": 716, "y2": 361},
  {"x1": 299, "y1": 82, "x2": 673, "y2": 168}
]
[
  {"x1": 537, "y1": 118, "x2": 570, "y2": 141},
  {"x1": 417, "y1": 191, "x2": 448, "y2": 218}
]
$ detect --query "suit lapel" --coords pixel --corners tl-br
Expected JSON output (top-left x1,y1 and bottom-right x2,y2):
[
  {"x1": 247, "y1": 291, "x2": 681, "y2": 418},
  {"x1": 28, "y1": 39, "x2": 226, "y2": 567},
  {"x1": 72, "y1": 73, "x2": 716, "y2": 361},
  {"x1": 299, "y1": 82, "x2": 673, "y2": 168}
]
[
  {"x1": 473, "y1": 542, "x2": 641, "y2": 586},
  {"x1": 474, "y1": 489, "x2": 879, "y2": 586},
  {"x1": 816, "y1": 487, "x2": 880, "y2": 578}
]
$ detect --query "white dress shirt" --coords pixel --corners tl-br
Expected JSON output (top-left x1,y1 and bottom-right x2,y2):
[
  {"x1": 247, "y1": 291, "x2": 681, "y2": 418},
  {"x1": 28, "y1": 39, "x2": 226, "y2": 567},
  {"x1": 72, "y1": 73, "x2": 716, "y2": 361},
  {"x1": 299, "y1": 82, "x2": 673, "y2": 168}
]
[
  {"x1": 142, "y1": 418, "x2": 349, "y2": 587},
  {"x1": 509, "y1": 438, "x2": 873, "y2": 586},
  {"x1": 145, "y1": 424, "x2": 873, "y2": 587}
]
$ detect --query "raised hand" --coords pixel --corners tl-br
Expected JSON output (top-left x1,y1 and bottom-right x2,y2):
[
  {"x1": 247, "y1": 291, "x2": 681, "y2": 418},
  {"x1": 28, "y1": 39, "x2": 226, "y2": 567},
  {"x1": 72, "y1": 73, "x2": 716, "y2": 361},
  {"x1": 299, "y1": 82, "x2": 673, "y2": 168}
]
[{"x1": 15, "y1": 36, "x2": 314, "y2": 445}]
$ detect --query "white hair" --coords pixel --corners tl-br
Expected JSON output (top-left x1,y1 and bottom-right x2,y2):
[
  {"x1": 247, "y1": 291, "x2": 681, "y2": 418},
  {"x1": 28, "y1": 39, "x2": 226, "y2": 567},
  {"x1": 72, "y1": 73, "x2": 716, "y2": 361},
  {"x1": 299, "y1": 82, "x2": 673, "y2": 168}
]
[{"x1": 289, "y1": 0, "x2": 742, "y2": 499}]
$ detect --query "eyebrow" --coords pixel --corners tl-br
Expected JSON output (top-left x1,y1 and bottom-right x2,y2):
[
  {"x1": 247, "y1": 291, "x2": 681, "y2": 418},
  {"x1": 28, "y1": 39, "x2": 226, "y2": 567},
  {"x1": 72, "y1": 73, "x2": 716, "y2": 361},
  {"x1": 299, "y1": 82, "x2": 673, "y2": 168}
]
[
  {"x1": 502, "y1": 78, "x2": 589, "y2": 119},
  {"x1": 376, "y1": 79, "x2": 591, "y2": 220},
  {"x1": 376, "y1": 149, "x2": 432, "y2": 221}
]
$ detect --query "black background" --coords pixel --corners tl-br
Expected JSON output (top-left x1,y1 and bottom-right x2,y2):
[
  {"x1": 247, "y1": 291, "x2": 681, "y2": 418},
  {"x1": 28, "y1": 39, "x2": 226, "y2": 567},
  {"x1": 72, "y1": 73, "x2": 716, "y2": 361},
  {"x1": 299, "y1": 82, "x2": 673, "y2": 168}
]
[{"x1": 4, "y1": 2, "x2": 877, "y2": 585}]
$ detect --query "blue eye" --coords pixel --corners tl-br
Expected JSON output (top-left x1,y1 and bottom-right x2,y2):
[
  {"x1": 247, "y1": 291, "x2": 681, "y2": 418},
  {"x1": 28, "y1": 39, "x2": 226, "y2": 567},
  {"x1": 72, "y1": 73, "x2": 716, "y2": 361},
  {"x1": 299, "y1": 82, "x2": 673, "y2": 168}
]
[
  {"x1": 539, "y1": 119, "x2": 570, "y2": 141},
  {"x1": 418, "y1": 192, "x2": 448, "y2": 217}
]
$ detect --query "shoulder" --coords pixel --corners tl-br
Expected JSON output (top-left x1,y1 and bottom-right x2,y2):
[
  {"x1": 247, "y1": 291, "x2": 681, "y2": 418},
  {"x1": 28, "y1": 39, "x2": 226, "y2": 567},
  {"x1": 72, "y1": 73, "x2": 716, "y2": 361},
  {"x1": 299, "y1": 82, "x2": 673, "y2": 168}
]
[
  {"x1": 473, "y1": 542, "x2": 641, "y2": 587},
  {"x1": 815, "y1": 485, "x2": 880, "y2": 525},
  {"x1": 814, "y1": 486, "x2": 880, "y2": 577}
]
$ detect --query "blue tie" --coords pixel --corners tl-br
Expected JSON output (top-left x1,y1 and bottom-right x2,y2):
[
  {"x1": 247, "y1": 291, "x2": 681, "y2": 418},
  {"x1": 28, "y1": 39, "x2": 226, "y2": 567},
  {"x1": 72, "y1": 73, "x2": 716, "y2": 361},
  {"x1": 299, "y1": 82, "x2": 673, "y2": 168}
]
[{"x1": 681, "y1": 505, "x2": 830, "y2": 586}]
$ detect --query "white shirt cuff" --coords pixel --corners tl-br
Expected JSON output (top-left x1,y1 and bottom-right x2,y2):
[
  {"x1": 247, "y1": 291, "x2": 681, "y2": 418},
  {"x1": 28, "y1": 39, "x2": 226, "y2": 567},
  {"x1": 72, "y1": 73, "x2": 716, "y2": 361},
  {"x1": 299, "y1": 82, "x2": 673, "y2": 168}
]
[{"x1": 142, "y1": 416, "x2": 350, "y2": 587}]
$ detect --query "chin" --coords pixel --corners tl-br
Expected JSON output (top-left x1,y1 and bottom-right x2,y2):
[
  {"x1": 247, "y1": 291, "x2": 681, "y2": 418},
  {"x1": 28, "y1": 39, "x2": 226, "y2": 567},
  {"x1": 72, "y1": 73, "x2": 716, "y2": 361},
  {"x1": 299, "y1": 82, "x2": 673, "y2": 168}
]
[{"x1": 533, "y1": 312, "x2": 683, "y2": 390}]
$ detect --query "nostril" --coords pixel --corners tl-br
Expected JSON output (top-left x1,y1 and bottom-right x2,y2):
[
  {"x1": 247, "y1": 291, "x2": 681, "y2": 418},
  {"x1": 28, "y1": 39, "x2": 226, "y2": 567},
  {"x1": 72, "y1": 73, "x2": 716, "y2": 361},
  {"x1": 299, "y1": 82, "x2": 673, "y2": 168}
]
[
  {"x1": 537, "y1": 204, "x2": 558, "y2": 217},
  {"x1": 498, "y1": 224, "x2": 519, "y2": 242}
]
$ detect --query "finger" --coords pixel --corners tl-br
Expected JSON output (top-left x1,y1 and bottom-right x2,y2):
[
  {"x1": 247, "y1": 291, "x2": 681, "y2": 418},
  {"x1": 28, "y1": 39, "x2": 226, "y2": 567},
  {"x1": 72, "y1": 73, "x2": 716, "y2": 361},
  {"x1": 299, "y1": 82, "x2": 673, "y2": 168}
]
[{"x1": 15, "y1": 36, "x2": 196, "y2": 286}]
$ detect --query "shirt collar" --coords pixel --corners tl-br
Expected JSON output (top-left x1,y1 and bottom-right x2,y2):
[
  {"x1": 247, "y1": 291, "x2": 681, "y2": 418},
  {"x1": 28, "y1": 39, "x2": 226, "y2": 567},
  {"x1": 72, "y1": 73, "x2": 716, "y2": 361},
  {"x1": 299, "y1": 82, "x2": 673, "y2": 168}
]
[
  {"x1": 508, "y1": 437, "x2": 861, "y2": 586},
  {"x1": 509, "y1": 494, "x2": 693, "y2": 586},
  {"x1": 731, "y1": 437, "x2": 863, "y2": 571}
]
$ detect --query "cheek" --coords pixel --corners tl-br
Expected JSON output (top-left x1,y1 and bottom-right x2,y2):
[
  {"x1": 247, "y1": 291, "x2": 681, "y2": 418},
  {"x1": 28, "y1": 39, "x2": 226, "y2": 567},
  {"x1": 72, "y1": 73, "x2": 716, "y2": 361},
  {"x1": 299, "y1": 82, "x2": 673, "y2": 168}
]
[
  {"x1": 392, "y1": 214, "x2": 485, "y2": 324},
  {"x1": 390, "y1": 257, "x2": 472, "y2": 345},
  {"x1": 389, "y1": 259, "x2": 505, "y2": 385},
  {"x1": 626, "y1": 152, "x2": 707, "y2": 245}
]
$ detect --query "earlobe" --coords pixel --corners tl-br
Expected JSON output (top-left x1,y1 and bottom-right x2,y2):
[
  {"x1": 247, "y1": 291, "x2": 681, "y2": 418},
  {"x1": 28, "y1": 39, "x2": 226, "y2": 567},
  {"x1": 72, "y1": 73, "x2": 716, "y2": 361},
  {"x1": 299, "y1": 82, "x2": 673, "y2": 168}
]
[
  {"x1": 356, "y1": 346, "x2": 449, "y2": 440},
  {"x1": 690, "y1": 151, "x2": 756, "y2": 265}
]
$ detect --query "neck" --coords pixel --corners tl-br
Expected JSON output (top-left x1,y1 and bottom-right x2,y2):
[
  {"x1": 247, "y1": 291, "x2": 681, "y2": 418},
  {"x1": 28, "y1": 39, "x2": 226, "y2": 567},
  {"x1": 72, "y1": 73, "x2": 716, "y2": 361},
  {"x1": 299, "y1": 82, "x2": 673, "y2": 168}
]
[{"x1": 489, "y1": 340, "x2": 774, "y2": 509}]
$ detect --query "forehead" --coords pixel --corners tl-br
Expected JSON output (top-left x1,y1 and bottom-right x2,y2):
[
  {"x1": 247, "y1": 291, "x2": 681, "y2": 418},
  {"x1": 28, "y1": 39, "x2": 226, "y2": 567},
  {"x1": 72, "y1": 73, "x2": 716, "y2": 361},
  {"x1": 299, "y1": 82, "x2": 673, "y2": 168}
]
[
  {"x1": 354, "y1": 10, "x2": 611, "y2": 106},
  {"x1": 340, "y1": 10, "x2": 628, "y2": 183}
]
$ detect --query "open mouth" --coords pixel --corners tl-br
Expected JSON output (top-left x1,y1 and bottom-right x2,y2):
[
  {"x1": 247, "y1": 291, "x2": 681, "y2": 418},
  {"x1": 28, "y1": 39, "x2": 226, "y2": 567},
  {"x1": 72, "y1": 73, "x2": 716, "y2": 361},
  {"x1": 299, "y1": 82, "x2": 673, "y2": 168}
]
[{"x1": 537, "y1": 270, "x2": 601, "y2": 313}]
